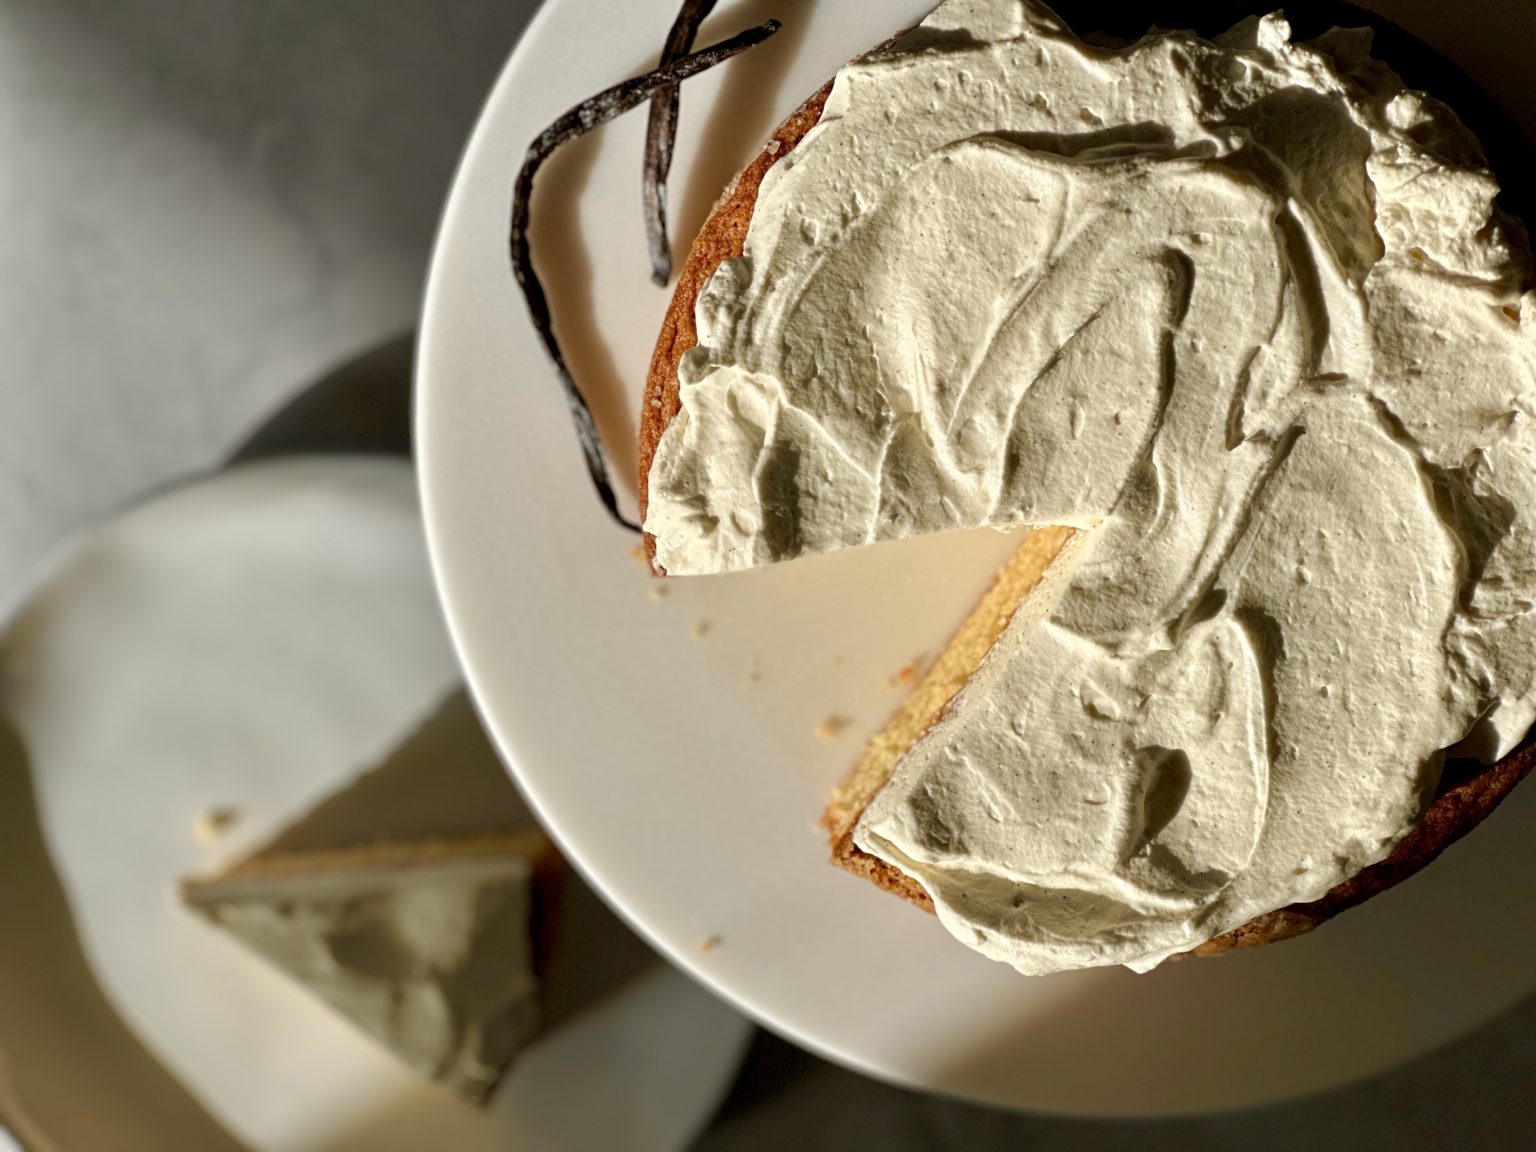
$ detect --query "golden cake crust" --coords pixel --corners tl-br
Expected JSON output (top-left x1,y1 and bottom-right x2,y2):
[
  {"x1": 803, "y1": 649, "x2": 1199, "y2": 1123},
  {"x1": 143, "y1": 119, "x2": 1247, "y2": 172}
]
[
  {"x1": 639, "y1": 81, "x2": 837, "y2": 571},
  {"x1": 636, "y1": 46, "x2": 1536, "y2": 957}
]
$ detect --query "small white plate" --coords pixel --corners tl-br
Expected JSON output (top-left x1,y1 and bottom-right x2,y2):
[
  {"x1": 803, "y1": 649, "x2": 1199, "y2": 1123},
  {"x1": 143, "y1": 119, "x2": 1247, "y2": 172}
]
[
  {"x1": 0, "y1": 459, "x2": 748, "y2": 1151},
  {"x1": 417, "y1": 0, "x2": 1536, "y2": 1115}
]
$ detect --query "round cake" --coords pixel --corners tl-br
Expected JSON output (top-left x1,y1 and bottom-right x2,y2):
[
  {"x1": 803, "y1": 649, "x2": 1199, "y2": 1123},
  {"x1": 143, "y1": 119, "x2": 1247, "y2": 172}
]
[{"x1": 640, "y1": 0, "x2": 1536, "y2": 973}]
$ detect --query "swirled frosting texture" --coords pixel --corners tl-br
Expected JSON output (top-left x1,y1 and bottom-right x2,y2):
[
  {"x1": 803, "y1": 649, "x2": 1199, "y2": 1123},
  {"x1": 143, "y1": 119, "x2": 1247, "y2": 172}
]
[{"x1": 645, "y1": 0, "x2": 1536, "y2": 972}]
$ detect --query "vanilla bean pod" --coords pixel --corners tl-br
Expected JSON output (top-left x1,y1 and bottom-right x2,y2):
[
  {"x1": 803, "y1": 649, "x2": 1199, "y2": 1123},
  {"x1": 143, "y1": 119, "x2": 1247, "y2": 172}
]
[
  {"x1": 644, "y1": 0, "x2": 719, "y2": 286},
  {"x1": 510, "y1": 19, "x2": 781, "y2": 532}
]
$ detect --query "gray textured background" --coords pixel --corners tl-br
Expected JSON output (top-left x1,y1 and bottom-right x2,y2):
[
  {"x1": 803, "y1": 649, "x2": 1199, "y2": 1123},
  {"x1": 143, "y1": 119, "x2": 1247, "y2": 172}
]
[{"x1": 1, "y1": 1, "x2": 1532, "y2": 1147}]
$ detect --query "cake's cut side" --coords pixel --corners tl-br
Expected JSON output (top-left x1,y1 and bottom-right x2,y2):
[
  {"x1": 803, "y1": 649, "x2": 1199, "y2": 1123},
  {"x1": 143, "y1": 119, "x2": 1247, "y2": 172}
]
[
  {"x1": 823, "y1": 526, "x2": 1079, "y2": 907},
  {"x1": 199, "y1": 829, "x2": 552, "y2": 881},
  {"x1": 183, "y1": 831, "x2": 552, "y2": 1104}
]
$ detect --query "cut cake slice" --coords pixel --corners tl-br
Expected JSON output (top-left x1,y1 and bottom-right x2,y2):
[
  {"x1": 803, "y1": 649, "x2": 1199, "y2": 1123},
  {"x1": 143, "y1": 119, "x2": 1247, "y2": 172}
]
[
  {"x1": 181, "y1": 690, "x2": 557, "y2": 1102},
  {"x1": 182, "y1": 830, "x2": 549, "y2": 1104}
]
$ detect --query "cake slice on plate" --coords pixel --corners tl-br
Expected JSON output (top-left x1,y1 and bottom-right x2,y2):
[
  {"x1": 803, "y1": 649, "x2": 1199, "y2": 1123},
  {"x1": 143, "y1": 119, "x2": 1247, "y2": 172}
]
[
  {"x1": 182, "y1": 831, "x2": 548, "y2": 1104},
  {"x1": 183, "y1": 692, "x2": 554, "y2": 1102}
]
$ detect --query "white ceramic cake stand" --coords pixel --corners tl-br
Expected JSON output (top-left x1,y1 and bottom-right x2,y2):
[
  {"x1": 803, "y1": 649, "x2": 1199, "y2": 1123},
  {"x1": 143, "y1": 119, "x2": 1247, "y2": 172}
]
[{"x1": 417, "y1": 0, "x2": 1536, "y2": 1114}]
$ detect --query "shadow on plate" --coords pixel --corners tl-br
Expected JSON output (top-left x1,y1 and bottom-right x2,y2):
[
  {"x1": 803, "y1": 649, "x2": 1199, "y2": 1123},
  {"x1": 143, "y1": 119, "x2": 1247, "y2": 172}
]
[
  {"x1": 533, "y1": 123, "x2": 639, "y2": 504},
  {"x1": 0, "y1": 714, "x2": 250, "y2": 1152},
  {"x1": 229, "y1": 333, "x2": 415, "y2": 465}
]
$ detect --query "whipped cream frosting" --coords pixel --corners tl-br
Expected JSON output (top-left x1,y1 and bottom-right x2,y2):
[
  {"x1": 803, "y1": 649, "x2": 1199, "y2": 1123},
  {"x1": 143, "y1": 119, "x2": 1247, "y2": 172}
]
[
  {"x1": 186, "y1": 853, "x2": 539, "y2": 1099},
  {"x1": 645, "y1": 0, "x2": 1536, "y2": 972}
]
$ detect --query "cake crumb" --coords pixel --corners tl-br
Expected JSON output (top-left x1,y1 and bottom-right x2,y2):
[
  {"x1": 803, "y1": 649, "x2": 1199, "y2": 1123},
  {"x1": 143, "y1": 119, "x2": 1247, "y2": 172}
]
[
  {"x1": 648, "y1": 585, "x2": 668, "y2": 602},
  {"x1": 698, "y1": 934, "x2": 724, "y2": 955},
  {"x1": 884, "y1": 656, "x2": 925, "y2": 690},
  {"x1": 690, "y1": 620, "x2": 712, "y2": 640},
  {"x1": 630, "y1": 544, "x2": 648, "y2": 563},
  {"x1": 194, "y1": 807, "x2": 240, "y2": 845},
  {"x1": 816, "y1": 715, "x2": 851, "y2": 740}
]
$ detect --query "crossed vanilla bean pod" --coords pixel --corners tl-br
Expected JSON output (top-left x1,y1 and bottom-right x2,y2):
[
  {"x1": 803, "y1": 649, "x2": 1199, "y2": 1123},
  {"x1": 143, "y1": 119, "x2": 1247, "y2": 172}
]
[
  {"x1": 644, "y1": 0, "x2": 720, "y2": 286},
  {"x1": 510, "y1": 17, "x2": 781, "y2": 533}
]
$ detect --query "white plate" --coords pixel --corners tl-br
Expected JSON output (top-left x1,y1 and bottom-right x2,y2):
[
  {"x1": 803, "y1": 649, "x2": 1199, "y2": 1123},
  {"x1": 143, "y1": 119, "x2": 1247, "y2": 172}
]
[
  {"x1": 417, "y1": 0, "x2": 1536, "y2": 1115},
  {"x1": 0, "y1": 458, "x2": 748, "y2": 1151}
]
